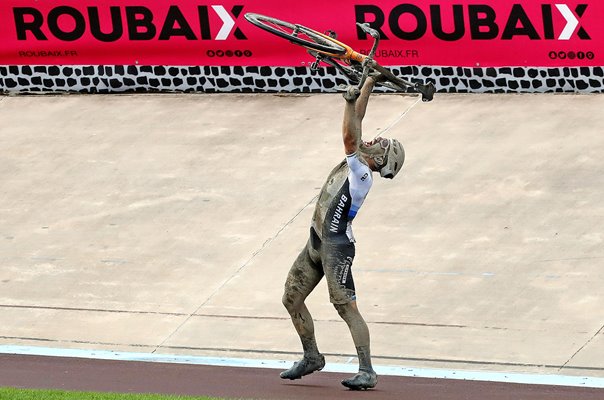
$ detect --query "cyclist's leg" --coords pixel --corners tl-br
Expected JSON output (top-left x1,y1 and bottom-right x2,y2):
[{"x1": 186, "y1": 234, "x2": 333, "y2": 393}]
[
  {"x1": 282, "y1": 237, "x2": 324, "y2": 361},
  {"x1": 281, "y1": 238, "x2": 326, "y2": 379},
  {"x1": 322, "y1": 241, "x2": 377, "y2": 389},
  {"x1": 334, "y1": 300, "x2": 377, "y2": 389}
]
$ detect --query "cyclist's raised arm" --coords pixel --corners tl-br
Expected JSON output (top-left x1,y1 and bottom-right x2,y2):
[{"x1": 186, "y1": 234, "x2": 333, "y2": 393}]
[{"x1": 342, "y1": 77, "x2": 376, "y2": 155}]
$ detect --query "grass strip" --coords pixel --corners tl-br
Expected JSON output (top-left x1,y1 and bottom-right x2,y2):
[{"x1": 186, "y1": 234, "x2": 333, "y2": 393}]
[{"x1": 0, "y1": 387, "x2": 228, "y2": 400}]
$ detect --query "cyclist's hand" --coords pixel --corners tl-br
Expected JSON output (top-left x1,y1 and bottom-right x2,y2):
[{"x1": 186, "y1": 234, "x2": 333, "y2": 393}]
[{"x1": 343, "y1": 86, "x2": 361, "y2": 102}]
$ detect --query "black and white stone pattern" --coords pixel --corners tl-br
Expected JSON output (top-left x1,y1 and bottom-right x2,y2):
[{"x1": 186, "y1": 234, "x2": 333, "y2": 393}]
[{"x1": 1, "y1": 65, "x2": 603, "y2": 94}]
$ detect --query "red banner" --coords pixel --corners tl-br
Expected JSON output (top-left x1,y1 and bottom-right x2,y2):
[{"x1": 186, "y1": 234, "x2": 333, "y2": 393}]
[{"x1": 0, "y1": 1, "x2": 601, "y2": 67}]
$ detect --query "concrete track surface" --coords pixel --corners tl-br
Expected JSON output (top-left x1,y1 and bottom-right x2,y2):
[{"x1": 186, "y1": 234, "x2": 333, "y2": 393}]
[{"x1": 0, "y1": 92, "x2": 603, "y2": 398}]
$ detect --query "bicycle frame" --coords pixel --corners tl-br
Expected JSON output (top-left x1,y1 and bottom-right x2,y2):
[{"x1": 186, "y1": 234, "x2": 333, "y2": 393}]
[{"x1": 244, "y1": 13, "x2": 435, "y2": 101}]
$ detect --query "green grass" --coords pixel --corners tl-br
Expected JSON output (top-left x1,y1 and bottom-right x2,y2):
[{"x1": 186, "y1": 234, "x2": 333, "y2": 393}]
[{"x1": 0, "y1": 388, "x2": 229, "y2": 400}]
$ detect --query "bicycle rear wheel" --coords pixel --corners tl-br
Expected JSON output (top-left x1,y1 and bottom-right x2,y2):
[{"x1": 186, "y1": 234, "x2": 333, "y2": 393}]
[{"x1": 244, "y1": 13, "x2": 347, "y2": 56}]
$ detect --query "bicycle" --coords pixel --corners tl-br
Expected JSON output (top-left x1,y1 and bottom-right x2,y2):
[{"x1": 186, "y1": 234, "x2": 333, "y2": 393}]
[{"x1": 244, "y1": 13, "x2": 436, "y2": 102}]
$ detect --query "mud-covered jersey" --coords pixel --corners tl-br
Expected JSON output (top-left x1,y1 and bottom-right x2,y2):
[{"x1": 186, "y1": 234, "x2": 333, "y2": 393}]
[{"x1": 311, "y1": 153, "x2": 373, "y2": 242}]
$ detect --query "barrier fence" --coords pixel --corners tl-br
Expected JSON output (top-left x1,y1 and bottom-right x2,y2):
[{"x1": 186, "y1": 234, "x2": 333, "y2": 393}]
[{"x1": 1, "y1": 0, "x2": 602, "y2": 93}]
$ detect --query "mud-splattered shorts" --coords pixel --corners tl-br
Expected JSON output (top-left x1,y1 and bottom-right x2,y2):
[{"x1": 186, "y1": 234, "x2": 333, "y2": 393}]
[{"x1": 284, "y1": 227, "x2": 356, "y2": 305}]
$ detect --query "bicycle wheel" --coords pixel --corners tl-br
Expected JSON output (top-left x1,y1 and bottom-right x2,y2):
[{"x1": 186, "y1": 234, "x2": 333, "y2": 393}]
[{"x1": 244, "y1": 13, "x2": 347, "y2": 56}]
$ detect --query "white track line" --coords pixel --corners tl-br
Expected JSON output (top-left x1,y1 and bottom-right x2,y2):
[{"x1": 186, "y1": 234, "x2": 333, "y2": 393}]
[{"x1": 1, "y1": 345, "x2": 602, "y2": 389}]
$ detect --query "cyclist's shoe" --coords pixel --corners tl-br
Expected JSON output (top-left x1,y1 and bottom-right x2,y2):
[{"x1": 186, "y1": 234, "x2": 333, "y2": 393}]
[
  {"x1": 341, "y1": 370, "x2": 378, "y2": 390},
  {"x1": 343, "y1": 86, "x2": 361, "y2": 102},
  {"x1": 280, "y1": 354, "x2": 325, "y2": 380}
]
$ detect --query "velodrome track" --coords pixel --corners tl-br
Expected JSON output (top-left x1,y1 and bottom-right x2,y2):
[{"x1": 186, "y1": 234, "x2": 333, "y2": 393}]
[
  {"x1": 1, "y1": 352, "x2": 603, "y2": 400},
  {"x1": 1, "y1": 92, "x2": 603, "y2": 398}
]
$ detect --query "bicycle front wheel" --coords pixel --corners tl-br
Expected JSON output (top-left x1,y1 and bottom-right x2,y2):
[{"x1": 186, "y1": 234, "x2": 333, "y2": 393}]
[{"x1": 244, "y1": 13, "x2": 347, "y2": 57}]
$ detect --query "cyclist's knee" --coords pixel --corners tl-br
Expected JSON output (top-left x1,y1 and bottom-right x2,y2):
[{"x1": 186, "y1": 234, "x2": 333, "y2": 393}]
[
  {"x1": 282, "y1": 290, "x2": 303, "y2": 314},
  {"x1": 334, "y1": 302, "x2": 358, "y2": 320}
]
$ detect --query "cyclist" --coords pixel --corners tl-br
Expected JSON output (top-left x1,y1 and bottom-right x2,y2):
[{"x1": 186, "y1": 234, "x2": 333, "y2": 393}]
[{"x1": 280, "y1": 75, "x2": 405, "y2": 390}]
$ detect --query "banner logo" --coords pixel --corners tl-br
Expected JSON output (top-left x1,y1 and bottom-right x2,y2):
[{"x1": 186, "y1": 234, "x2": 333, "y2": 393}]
[
  {"x1": 13, "y1": 5, "x2": 247, "y2": 42},
  {"x1": 355, "y1": 3, "x2": 590, "y2": 41}
]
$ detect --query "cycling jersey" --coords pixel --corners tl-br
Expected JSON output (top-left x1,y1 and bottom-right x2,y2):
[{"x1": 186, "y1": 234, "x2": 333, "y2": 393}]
[{"x1": 312, "y1": 152, "x2": 373, "y2": 242}]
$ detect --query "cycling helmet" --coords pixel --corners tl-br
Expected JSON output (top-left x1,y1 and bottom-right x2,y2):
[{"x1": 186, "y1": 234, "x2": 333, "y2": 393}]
[{"x1": 379, "y1": 138, "x2": 405, "y2": 179}]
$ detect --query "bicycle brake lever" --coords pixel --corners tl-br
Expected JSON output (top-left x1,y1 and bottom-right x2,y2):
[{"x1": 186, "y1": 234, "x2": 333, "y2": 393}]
[{"x1": 356, "y1": 23, "x2": 380, "y2": 39}]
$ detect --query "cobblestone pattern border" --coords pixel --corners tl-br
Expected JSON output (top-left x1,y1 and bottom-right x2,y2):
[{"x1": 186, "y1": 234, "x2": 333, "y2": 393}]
[{"x1": 1, "y1": 65, "x2": 603, "y2": 94}]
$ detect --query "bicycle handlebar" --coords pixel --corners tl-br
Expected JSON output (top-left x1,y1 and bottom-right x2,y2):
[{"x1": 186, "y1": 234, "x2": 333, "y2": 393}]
[{"x1": 350, "y1": 23, "x2": 435, "y2": 101}]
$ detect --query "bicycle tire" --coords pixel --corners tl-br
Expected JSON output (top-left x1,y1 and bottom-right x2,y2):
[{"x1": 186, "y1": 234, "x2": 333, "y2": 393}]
[{"x1": 244, "y1": 13, "x2": 347, "y2": 56}]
